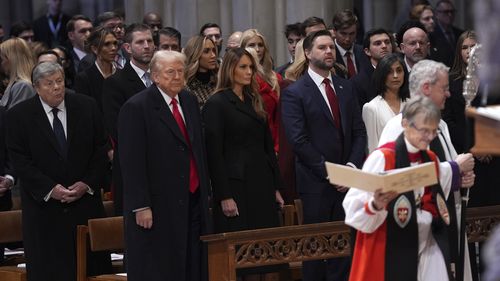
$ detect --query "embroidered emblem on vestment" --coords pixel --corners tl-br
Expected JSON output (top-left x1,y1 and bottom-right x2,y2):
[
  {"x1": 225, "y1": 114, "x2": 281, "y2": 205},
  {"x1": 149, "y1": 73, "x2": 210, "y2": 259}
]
[{"x1": 394, "y1": 195, "x2": 411, "y2": 228}]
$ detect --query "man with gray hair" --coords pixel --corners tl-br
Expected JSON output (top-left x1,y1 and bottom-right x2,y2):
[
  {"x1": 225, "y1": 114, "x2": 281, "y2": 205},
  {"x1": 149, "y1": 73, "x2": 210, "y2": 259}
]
[
  {"x1": 118, "y1": 51, "x2": 211, "y2": 281},
  {"x1": 6, "y1": 61, "x2": 110, "y2": 281},
  {"x1": 378, "y1": 59, "x2": 475, "y2": 281}
]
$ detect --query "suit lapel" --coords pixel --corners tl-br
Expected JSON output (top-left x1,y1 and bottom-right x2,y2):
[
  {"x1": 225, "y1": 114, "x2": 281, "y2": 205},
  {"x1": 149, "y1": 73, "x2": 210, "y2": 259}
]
[
  {"x1": 65, "y1": 94, "x2": 81, "y2": 152},
  {"x1": 150, "y1": 86, "x2": 188, "y2": 145},
  {"x1": 32, "y1": 98, "x2": 65, "y2": 158},
  {"x1": 332, "y1": 76, "x2": 348, "y2": 136},
  {"x1": 123, "y1": 62, "x2": 146, "y2": 94},
  {"x1": 178, "y1": 90, "x2": 195, "y2": 144},
  {"x1": 304, "y1": 73, "x2": 335, "y2": 125}
]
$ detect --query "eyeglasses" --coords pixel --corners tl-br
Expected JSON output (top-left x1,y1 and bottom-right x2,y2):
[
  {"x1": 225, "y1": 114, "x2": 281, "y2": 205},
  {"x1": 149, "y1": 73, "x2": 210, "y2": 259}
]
[{"x1": 409, "y1": 122, "x2": 439, "y2": 138}]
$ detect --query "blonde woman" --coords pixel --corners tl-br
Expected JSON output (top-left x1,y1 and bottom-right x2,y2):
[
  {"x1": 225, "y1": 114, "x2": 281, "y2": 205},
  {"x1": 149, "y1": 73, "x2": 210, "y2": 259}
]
[
  {"x1": 183, "y1": 35, "x2": 218, "y2": 109},
  {"x1": 241, "y1": 29, "x2": 281, "y2": 152},
  {"x1": 284, "y1": 38, "x2": 306, "y2": 81},
  {"x1": 0, "y1": 38, "x2": 36, "y2": 110}
]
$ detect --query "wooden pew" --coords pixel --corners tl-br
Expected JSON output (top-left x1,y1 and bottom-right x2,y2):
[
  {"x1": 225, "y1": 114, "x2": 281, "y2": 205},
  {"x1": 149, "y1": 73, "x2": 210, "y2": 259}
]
[
  {"x1": 76, "y1": 216, "x2": 126, "y2": 281},
  {"x1": 201, "y1": 205, "x2": 500, "y2": 281},
  {"x1": 0, "y1": 210, "x2": 26, "y2": 281}
]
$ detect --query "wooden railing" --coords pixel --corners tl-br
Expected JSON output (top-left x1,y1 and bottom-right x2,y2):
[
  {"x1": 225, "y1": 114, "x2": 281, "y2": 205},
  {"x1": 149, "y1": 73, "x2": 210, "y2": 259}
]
[{"x1": 201, "y1": 205, "x2": 500, "y2": 281}]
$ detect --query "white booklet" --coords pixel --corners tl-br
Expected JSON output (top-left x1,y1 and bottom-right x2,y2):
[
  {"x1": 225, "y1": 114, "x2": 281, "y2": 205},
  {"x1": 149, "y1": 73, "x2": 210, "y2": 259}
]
[{"x1": 325, "y1": 162, "x2": 437, "y2": 193}]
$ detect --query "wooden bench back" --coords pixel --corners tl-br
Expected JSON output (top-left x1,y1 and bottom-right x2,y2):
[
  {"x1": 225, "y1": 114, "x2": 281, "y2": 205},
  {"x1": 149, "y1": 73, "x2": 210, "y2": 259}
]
[
  {"x1": 0, "y1": 210, "x2": 22, "y2": 243},
  {"x1": 88, "y1": 216, "x2": 124, "y2": 252}
]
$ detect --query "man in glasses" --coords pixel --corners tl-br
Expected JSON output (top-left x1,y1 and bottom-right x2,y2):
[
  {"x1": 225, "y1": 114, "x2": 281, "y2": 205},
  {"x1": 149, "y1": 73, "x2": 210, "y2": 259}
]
[
  {"x1": 78, "y1": 11, "x2": 129, "y2": 72},
  {"x1": 379, "y1": 59, "x2": 475, "y2": 281},
  {"x1": 430, "y1": 0, "x2": 464, "y2": 67}
]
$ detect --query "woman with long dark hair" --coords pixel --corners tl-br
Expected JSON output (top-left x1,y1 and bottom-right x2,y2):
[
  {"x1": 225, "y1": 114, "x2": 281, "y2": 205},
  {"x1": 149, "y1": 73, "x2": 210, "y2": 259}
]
[
  {"x1": 203, "y1": 47, "x2": 284, "y2": 281},
  {"x1": 443, "y1": 30, "x2": 476, "y2": 154},
  {"x1": 363, "y1": 53, "x2": 410, "y2": 153},
  {"x1": 74, "y1": 26, "x2": 118, "y2": 111}
]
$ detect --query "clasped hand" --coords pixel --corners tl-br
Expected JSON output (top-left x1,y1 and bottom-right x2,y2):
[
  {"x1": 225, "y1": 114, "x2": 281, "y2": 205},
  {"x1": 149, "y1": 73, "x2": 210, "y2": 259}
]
[{"x1": 50, "y1": 181, "x2": 88, "y2": 203}]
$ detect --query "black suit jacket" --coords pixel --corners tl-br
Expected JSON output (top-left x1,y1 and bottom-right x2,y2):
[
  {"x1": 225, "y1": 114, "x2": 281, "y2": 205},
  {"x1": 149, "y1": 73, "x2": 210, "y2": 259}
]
[
  {"x1": 429, "y1": 24, "x2": 464, "y2": 67},
  {"x1": 351, "y1": 64, "x2": 376, "y2": 109},
  {"x1": 118, "y1": 86, "x2": 211, "y2": 281},
  {"x1": 0, "y1": 106, "x2": 12, "y2": 211},
  {"x1": 335, "y1": 43, "x2": 371, "y2": 79},
  {"x1": 102, "y1": 61, "x2": 146, "y2": 215},
  {"x1": 74, "y1": 64, "x2": 105, "y2": 112},
  {"x1": 102, "y1": 62, "x2": 146, "y2": 142},
  {"x1": 281, "y1": 71, "x2": 367, "y2": 195},
  {"x1": 33, "y1": 13, "x2": 71, "y2": 48},
  {"x1": 5, "y1": 93, "x2": 110, "y2": 281}
]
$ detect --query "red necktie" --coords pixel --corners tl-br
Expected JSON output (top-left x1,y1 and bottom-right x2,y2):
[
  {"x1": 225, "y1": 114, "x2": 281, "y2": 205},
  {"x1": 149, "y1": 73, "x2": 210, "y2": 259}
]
[
  {"x1": 323, "y1": 78, "x2": 341, "y2": 128},
  {"x1": 345, "y1": 51, "x2": 356, "y2": 78},
  {"x1": 171, "y1": 99, "x2": 199, "y2": 193}
]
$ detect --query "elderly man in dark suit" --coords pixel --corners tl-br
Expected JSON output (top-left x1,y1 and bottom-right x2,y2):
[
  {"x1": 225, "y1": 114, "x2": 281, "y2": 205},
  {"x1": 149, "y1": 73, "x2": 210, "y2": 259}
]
[
  {"x1": 118, "y1": 50, "x2": 211, "y2": 281},
  {"x1": 281, "y1": 30, "x2": 367, "y2": 281},
  {"x1": 102, "y1": 23, "x2": 154, "y2": 215},
  {"x1": 5, "y1": 62, "x2": 110, "y2": 281}
]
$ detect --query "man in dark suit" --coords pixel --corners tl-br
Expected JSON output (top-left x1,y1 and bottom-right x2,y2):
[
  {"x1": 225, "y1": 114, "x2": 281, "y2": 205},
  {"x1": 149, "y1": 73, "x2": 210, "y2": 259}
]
[
  {"x1": 430, "y1": 0, "x2": 464, "y2": 67},
  {"x1": 0, "y1": 106, "x2": 15, "y2": 264},
  {"x1": 351, "y1": 28, "x2": 394, "y2": 108},
  {"x1": 118, "y1": 50, "x2": 211, "y2": 281},
  {"x1": 281, "y1": 30, "x2": 367, "y2": 281},
  {"x1": 102, "y1": 23, "x2": 154, "y2": 215},
  {"x1": 5, "y1": 62, "x2": 110, "y2": 281},
  {"x1": 66, "y1": 15, "x2": 93, "y2": 74},
  {"x1": 33, "y1": 0, "x2": 70, "y2": 48},
  {"x1": 332, "y1": 9, "x2": 371, "y2": 79}
]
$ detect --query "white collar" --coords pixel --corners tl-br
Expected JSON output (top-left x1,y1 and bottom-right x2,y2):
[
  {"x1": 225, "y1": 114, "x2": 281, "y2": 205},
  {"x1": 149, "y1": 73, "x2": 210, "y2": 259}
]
[
  {"x1": 157, "y1": 86, "x2": 180, "y2": 106},
  {"x1": 404, "y1": 137, "x2": 420, "y2": 153},
  {"x1": 95, "y1": 61, "x2": 117, "y2": 77},
  {"x1": 73, "y1": 47, "x2": 87, "y2": 60},
  {"x1": 40, "y1": 97, "x2": 65, "y2": 114},
  {"x1": 130, "y1": 61, "x2": 148, "y2": 79},
  {"x1": 308, "y1": 67, "x2": 333, "y2": 88},
  {"x1": 335, "y1": 40, "x2": 354, "y2": 57}
]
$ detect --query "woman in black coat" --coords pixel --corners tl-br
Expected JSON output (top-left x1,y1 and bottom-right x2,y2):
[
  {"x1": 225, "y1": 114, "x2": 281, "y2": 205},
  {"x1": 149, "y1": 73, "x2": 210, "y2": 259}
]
[
  {"x1": 203, "y1": 48, "x2": 284, "y2": 232},
  {"x1": 74, "y1": 26, "x2": 118, "y2": 112},
  {"x1": 203, "y1": 49, "x2": 284, "y2": 280}
]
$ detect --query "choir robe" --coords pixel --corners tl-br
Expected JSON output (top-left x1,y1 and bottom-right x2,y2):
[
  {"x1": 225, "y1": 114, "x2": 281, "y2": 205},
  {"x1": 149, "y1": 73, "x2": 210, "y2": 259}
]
[{"x1": 343, "y1": 138, "x2": 452, "y2": 281}]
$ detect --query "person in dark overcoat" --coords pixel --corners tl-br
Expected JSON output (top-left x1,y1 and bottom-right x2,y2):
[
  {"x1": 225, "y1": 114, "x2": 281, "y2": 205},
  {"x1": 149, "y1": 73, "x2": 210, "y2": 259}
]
[
  {"x1": 202, "y1": 48, "x2": 285, "y2": 279},
  {"x1": 118, "y1": 50, "x2": 211, "y2": 281},
  {"x1": 5, "y1": 62, "x2": 110, "y2": 281}
]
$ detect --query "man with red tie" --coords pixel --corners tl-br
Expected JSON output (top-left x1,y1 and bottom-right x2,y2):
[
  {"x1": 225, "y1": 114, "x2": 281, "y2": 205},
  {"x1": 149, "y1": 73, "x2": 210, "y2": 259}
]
[
  {"x1": 118, "y1": 50, "x2": 211, "y2": 281},
  {"x1": 332, "y1": 9, "x2": 371, "y2": 79},
  {"x1": 281, "y1": 30, "x2": 367, "y2": 281}
]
